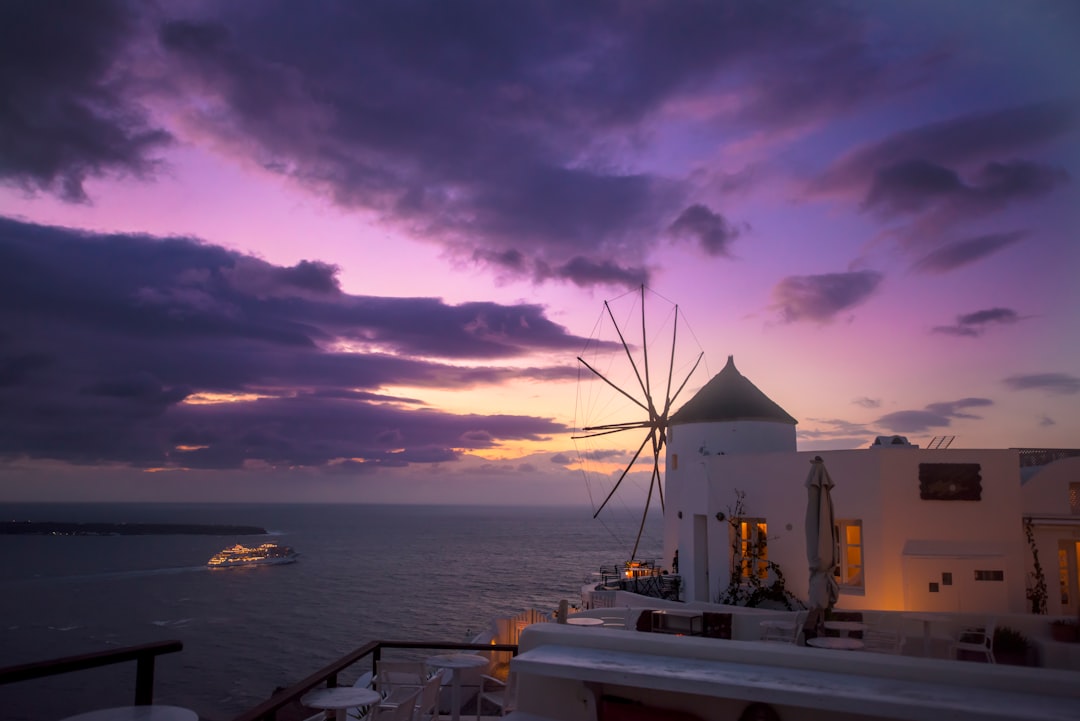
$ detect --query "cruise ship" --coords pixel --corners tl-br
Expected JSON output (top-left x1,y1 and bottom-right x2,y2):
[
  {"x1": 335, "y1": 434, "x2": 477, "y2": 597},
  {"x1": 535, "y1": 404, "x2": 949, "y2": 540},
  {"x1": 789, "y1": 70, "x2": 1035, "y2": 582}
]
[{"x1": 206, "y1": 542, "x2": 298, "y2": 568}]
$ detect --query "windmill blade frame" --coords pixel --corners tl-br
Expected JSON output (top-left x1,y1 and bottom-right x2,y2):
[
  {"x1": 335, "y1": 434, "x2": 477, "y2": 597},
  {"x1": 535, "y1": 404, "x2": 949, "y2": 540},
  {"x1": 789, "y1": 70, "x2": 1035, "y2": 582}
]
[{"x1": 572, "y1": 285, "x2": 707, "y2": 561}]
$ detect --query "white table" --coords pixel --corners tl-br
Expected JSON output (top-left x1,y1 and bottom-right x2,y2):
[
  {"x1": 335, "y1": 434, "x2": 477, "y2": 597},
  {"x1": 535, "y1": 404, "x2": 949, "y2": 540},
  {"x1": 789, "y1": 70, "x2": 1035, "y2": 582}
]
[
  {"x1": 426, "y1": 653, "x2": 487, "y2": 721},
  {"x1": 807, "y1": 636, "x2": 865, "y2": 650},
  {"x1": 566, "y1": 616, "x2": 605, "y2": 626},
  {"x1": 60, "y1": 707, "x2": 197, "y2": 721},
  {"x1": 302, "y1": 686, "x2": 381, "y2": 721}
]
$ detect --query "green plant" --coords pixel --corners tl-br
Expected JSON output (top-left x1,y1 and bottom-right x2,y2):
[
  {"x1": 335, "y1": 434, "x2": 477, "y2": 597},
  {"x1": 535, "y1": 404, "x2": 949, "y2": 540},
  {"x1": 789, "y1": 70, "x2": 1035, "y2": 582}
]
[{"x1": 993, "y1": 626, "x2": 1029, "y2": 653}]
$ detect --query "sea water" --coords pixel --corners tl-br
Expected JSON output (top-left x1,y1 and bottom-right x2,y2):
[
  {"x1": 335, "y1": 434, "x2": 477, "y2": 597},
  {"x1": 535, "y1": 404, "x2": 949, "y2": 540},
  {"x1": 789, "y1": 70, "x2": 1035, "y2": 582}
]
[{"x1": 0, "y1": 503, "x2": 662, "y2": 721}]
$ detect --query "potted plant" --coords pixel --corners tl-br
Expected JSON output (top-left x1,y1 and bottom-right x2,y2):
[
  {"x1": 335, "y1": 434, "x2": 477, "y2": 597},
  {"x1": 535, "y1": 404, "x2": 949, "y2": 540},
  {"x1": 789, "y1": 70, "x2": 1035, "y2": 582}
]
[{"x1": 993, "y1": 626, "x2": 1031, "y2": 666}]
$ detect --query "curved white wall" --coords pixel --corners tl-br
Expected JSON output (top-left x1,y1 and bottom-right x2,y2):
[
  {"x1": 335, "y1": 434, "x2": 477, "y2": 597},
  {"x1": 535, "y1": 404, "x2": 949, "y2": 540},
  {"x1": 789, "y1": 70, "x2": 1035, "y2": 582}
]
[
  {"x1": 668, "y1": 420, "x2": 796, "y2": 460},
  {"x1": 663, "y1": 420, "x2": 795, "y2": 601}
]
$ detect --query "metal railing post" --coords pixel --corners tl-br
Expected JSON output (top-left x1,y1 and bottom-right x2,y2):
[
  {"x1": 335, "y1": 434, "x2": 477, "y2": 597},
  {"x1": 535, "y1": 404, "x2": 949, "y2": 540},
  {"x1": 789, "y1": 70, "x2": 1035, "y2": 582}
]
[{"x1": 134, "y1": 655, "x2": 155, "y2": 705}]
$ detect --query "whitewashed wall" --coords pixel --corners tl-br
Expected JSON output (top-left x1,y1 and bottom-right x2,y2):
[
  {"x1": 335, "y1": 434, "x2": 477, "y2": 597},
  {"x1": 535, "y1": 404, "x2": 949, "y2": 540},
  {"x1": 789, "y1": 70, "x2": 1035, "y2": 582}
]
[{"x1": 666, "y1": 445, "x2": 1030, "y2": 613}]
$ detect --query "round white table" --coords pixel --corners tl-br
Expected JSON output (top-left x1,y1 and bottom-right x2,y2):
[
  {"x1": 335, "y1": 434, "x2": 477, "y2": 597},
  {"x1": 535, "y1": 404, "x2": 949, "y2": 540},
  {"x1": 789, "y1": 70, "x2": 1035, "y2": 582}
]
[
  {"x1": 807, "y1": 636, "x2": 864, "y2": 650},
  {"x1": 426, "y1": 653, "x2": 487, "y2": 721},
  {"x1": 566, "y1": 616, "x2": 605, "y2": 626},
  {"x1": 60, "y1": 706, "x2": 198, "y2": 721},
  {"x1": 302, "y1": 686, "x2": 381, "y2": 721}
]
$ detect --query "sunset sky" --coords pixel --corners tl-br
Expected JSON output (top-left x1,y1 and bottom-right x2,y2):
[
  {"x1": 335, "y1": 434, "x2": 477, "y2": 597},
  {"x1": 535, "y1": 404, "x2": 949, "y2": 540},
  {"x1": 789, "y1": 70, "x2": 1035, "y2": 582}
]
[{"x1": 1, "y1": 1, "x2": 1077, "y2": 508}]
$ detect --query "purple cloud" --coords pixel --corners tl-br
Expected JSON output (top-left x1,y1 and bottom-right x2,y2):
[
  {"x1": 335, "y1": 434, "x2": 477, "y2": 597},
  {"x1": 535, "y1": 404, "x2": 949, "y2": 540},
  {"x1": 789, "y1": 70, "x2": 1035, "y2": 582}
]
[
  {"x1": 0, "y1": 1, "x2": 171, "y2": 201},
  {"x1": 667, "y1": 204, "x2": 744, "y2": 257},
  {"x1": 144, "y1": 3, "x2": 900, "y2": 288},
  {"x1": 813, "y1": 100, "x2": 1076, "y2": 253},
  {"x1": 1003, "y1": 373, "x2": 1080, "y2": 396},
  {"x1": 770, "y1": 270, "x2": 883, "y2": 323},
  {"x1": 816, "y1": 100, "x2": 1078, "y2": 195},
  {"x1": 0, "y1": 216, "x2": 584, "y2": 469},
  {"x1": 876, "y1": 397, "x2": 992, "y2": 433},
  {"x1": 912, "y1": 231, "x2": 1026, "y2": 274},
  {"x1": 932, "y1": 307, "x2": 1021, "y2": 337},
  {"x1": 852, "y1": 397, "x2": 881, "y2": 409}
]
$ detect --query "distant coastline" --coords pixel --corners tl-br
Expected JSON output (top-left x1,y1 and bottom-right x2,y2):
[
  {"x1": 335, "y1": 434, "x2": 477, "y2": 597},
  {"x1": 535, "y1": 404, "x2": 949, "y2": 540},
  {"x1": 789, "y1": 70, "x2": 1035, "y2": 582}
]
[{"x1": 0, "y1": 521, "x2": 268, "y2": 536}]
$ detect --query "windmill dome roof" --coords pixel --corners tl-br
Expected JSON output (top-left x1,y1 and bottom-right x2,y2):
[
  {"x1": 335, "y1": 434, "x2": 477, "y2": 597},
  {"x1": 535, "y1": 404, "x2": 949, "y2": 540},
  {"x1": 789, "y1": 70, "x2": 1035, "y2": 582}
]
[{"x1": 670, "y1": 356, "x2": 797, "y2": 426}]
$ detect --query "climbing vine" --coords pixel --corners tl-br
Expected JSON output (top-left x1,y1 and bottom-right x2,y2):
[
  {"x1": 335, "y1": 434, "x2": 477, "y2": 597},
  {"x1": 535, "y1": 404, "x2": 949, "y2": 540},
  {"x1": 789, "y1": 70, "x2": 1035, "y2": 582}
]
[
  {"x1": 1023, "y1": 517, "x2": 1048, "y2": 615},
  {"x1": 716, "y1": 489, "x2": 803, "y2": 609}
]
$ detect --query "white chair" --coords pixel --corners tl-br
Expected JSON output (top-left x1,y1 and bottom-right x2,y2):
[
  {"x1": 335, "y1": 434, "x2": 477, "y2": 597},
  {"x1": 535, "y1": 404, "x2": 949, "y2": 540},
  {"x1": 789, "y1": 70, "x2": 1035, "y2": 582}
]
[
  {"x1": 475, "y1": 672, "x2": 516, "y2": 719},
  {"x1": 414, "y1": 674, "x2": 442, "y2": 721},
  {"x1": 951, "y1": 619, "x2": 996, "y2": 663},
  {"x1": 346, "y1": 671, "x2": 377, "y2": 719},
  {"x1": 375, "y1": 661, "x2": 428, "y2": 709},
  {"x1": 371, "y1": 688, "x2": 421, "y2": 721},
  {"x1": 761, "y1": 610, "x2": 806, "y2": 644},
  {"x1": 863, "y1": 628, "x2": 904, "y2": 654},
  {"x1": 863, "y1": 616, "x2": 904, "y2": 655}
]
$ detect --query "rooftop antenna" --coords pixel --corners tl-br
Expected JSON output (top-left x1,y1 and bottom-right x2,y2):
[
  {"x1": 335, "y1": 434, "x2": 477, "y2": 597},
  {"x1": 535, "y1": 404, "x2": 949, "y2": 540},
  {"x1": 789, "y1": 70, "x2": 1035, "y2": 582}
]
[{"x1": 927, "y1": 436, "x2": 955, "y2": 449}]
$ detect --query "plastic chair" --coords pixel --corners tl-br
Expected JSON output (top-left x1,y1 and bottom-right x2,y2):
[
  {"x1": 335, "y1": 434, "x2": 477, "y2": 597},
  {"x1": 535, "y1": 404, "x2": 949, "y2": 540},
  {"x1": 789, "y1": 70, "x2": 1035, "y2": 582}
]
[
  {"x1": 375, "y1": 661, "x2": 428, "y2": 709},
  {"x1": 414, "y1": 674, "x2": 442, "y2": 721},
  {"x1": 951, "y1": 619, "x2": 996, "y2": 663},
  {"x1": 862, "y1": 616, "x2": 904, "y2": 655},
  {"x1": 863, "y1": 628, "x2": 903, "y2": 654},
  {"x1": 761, "y1": 610, "x2": 806, "y2": 644},
  {"x1": 371, "y1": 688, "x2": 421, "y2": 721},
  {"x1": 475, "y1": 672, "x2": 516, "y2": 719}
]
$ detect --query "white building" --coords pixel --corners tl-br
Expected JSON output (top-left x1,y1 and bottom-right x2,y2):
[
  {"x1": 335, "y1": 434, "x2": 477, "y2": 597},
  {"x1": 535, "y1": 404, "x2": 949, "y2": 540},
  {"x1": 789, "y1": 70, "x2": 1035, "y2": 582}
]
[{"x1": 664, "y1": 356, "x2": 1080, "y2": 616}]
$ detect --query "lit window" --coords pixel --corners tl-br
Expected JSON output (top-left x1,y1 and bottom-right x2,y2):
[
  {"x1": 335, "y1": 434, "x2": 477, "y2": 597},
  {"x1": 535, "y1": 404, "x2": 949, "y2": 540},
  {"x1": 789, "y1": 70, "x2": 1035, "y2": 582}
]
[
  {"x1": 737, "y1": 518, "x2": 768, "y2": 579},
  {"x1": 834, "y1": 519, "x2": 864, "y2": 589}
]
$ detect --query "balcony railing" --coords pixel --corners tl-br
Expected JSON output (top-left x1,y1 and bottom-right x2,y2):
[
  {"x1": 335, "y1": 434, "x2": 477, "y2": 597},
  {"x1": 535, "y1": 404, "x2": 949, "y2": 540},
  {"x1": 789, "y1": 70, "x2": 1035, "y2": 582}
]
[
  {"x1": 0, "y1": 639, "x2": 183, "y2": 706},
  {"x1": 0, "y1": 638, "x2": 517, "y2": 721},
  {"x1": 233, "y1": 640, "x2": 519, "y2": 721}
]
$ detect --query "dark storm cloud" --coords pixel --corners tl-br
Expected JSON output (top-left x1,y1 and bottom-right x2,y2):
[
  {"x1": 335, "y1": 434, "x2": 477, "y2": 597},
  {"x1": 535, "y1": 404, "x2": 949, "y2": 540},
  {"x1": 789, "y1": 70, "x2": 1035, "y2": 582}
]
[
  {"x1": 770, "y1": 270, "x2": 883, "y2": 323},
  {"x1": 816, "y1": 100, "x2": 1078, "y2": 194},
  {"x1": 876, "y1": 397, "x2": 992, "y2": 433},
  {"x1": 667, "y1": 205, "x2": 743, "y2": 257},
  {"x1": 1003, "y1": 373, "x2": 1080, "y2": 396},
  {"x1": 145, "y1": 1, "x2": 897, "y2": 287},
  {"x1": 912, "y1": 231, "x2": 1026, "y2": 274},
  {"x1": 0, "y1": 0, "x2": 171, "y2": 201},
  {"x1": 0, "y1": 217, "x2": 583, "y2": 469},
  {"x1": 932, "y1": 307, "x2": 1021, "y2": 337},
  {"x1": 863, "y1": 159, "x2": 1069, "y2": 225},
  {"x1": 547, "y1": 257, "x2": 650, "y2": 289},
  {"x1": 814, "y1": 99, "x2": 1076, "y2": 249}
]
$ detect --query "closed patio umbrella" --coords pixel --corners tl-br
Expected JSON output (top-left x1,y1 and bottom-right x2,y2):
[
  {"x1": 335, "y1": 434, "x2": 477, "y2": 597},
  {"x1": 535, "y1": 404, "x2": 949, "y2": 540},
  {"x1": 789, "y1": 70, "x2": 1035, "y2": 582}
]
[{"x1": 804, "y1": 456, "x2": 839, "y2": 640}]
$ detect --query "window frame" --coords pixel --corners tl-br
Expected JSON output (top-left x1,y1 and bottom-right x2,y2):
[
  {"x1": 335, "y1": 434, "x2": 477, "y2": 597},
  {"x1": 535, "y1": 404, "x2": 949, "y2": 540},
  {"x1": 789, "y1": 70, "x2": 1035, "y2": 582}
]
[
  {"x1": 834, "y1": 518, "x2": 864, "y2": 592},
  {"x1": 735, "y1": 517, "x2": 769, "y2": 580}
]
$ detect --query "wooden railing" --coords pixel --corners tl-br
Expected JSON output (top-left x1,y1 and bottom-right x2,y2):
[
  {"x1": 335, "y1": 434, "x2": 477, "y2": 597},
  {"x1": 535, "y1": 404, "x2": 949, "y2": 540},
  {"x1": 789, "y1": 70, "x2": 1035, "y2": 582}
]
[
  {"x1": 232, "y1": 640, "x2": 519, "y2": 721},
  {"x1": 0, "y1": 639, "x2": 183, "y2": 706}
]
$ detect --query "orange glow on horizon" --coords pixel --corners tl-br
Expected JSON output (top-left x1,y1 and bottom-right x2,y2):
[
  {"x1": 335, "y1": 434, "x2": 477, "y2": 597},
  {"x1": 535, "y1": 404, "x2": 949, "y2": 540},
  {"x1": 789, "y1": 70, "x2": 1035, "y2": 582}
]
[{"x1": 183, "y1": 391, "x2": 271, "y2": 405}]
